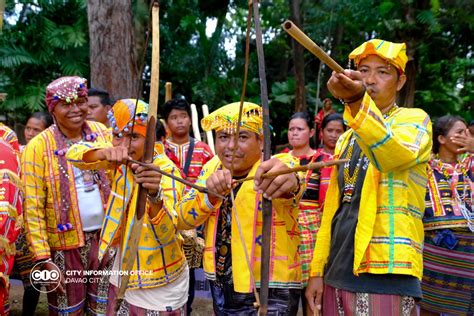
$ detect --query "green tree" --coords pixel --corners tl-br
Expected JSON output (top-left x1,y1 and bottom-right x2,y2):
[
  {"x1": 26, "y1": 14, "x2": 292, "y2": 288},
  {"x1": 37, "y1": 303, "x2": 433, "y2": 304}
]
[{"x1": 0, "y1": 0, "x2": 89, "y2": 124}]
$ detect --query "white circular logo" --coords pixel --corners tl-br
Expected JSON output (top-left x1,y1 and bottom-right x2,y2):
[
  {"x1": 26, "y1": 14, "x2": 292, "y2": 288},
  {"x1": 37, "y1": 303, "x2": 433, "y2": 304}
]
[{"x1": 30, "y1": 261, "x2": 61, "y2": 293}]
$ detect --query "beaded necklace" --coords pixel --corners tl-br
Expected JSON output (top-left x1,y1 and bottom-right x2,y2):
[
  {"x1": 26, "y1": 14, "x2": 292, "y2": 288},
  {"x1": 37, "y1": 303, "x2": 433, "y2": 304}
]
[
  {"x1": 433, "y1": 156, "x2": 473, "y2": 231},
  {"x1": 342, "y1": 137, "x2": 364, "y2": 203}
]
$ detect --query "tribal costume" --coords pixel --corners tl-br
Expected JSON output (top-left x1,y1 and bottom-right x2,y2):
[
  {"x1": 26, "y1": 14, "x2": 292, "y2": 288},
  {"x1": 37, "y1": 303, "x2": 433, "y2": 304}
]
[
  {"x1": 0, "y1": 123, "x2": 19, "y2": 154},
  {"x1": 309, "y1": 40, "x2": 432, "y2": 315},
  {"x1": 0, "y1": 140, "x2": 22, "y2": 315},
  {"x1": 22, "y1": 77, "x2": 113, "y2": 315},
  {"x1": 67, "y1": 99, "x2": 188, "y2": 314},
  {"x1": 279, "y1": 148, "x2": 334, "y2": 288},
  {"x1": 178, "y1": 102, "x2": 305, "y2": 315},
  {"x1": 420, "y1": 154, "x2": 473, "y2": 314}
]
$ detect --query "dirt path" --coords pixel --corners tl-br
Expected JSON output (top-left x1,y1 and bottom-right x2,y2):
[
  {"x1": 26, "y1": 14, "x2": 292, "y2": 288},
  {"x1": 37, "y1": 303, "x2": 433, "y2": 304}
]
[{"x1": 9, "y1": 279, "x2": 214, "y2": 315}]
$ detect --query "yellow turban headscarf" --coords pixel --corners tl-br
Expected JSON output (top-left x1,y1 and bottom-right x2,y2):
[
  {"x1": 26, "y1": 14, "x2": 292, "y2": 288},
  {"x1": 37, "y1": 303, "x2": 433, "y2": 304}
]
[
  {"x1": 108, "y1": 99, "x2": 149, "y2": 137},
  {"x1": 349, "y1": 39, "x2": 408, "y2": 73},
  {"x1": 201, "y1": 102, "x2": 263, "y2": 134}
]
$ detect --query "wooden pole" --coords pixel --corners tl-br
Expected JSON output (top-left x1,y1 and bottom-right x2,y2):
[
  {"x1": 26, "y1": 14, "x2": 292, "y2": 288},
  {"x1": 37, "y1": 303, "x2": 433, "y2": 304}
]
[
  {"x1": 282, "y1": 20, "x2": 344, "y2": 73},
  {"x1": 0, "y1": 0, "x2": 5, "y2": 33},
  {"x1": 201, "y1": 104, "x2": 215, "y2": 154},
  {"x1": 233, "y1": 159, "x2": 348, "y2": 184},
  {"x1": 165, "y1": 82, "x2": 172, "y2": 101},
  {"x1": 252, "y1": 1, "x2": 272, "y2": 314},
  {"x1": 190, "y1": 103, "x2": 202, "y2": 141},
  {"x1": 115, "y1": 2, "x2": 160, "y2": 311},
  {"x1": 127, "y1": 158, "x2": 225, "y2": 199}
]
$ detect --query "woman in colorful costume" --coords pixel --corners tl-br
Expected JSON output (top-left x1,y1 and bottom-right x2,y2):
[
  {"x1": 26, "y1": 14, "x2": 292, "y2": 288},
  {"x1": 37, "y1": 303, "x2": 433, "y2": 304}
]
[
  {"x1": 420, "y1": 115, "x2": 473, "y2": 315},
  {"x1": 0, "y1": 133, "x2": 22, "y2": 315},
  {"x1": 284, "y1": 111, "x2": 345, "y2": 314},
  {"x1": 21, "y1": 76, "x2": 113, "y2": 315}
]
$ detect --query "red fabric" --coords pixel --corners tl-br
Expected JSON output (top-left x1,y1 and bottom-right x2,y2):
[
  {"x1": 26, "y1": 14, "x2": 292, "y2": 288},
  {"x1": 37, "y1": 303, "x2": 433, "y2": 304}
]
[{"x1": 165, "y1": 139, "x2": 214, "y2": 186}]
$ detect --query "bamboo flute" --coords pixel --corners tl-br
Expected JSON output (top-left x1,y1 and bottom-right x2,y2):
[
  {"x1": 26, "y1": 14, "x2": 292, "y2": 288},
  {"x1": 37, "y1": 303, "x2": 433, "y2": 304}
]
[{"x1": 282, "y1": 20, "x2": 344, "y2": 73}]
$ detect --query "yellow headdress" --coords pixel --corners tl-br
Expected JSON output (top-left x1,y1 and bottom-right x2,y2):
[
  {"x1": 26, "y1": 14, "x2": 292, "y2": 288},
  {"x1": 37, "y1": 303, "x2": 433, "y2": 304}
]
[
  {"x1": 201, "y1": 102, "x2": 263, "y2": 134},
  {"x1": 349, "y1": 39, "x2": 408, "y2": 73}
]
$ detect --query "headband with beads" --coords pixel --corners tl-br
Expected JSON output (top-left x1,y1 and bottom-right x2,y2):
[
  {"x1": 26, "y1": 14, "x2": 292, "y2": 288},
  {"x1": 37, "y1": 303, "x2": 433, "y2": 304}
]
[
  {"x1": 108, "y1": 99, "x2": 149, "y2": 137},
  {"x1": 45, "y1": 76, "x2": 88, "y2": 113}
]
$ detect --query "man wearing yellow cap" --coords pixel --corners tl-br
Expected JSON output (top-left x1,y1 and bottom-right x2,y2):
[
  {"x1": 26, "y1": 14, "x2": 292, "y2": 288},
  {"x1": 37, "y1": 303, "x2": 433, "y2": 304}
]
[
  {"x1": 66, "y1": 99, "x2": 188, "y2": 314},
  {"x1": 178, "y1": 102, "x2": 304, "y2": 314},
  {"x1": 305, "y1": 39, "x2": 432, "y2": 315}
]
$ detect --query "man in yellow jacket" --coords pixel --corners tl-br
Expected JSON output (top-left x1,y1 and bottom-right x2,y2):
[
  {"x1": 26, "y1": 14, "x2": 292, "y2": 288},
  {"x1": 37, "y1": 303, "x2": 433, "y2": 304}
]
[
  {"x1": 305, "y1": 40, "x2": 432, "y2": 315},
  {"x1": 178, "y1": 102, "x2": 304, "y2": 315},
  {"x1": 66, "y1": 99, "x2": 188, "y2": 314}
]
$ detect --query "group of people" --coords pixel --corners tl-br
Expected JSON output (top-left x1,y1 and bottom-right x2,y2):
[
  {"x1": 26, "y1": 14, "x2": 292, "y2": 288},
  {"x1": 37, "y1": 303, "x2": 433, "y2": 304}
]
[{"x1": 0, "y1": 38, "x2": 471, "y2": 316}]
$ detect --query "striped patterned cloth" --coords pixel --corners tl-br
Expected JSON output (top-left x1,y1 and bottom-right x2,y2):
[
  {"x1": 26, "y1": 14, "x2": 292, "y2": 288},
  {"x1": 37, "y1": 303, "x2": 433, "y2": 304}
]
[
  {"x1": 297, "y1": 149, "x2": 333, "y2": 286},
  {"x1": 323, "y1": 284, "x2": 416, "y2": 316},
  {"x1": 420, "y1": 229, "x2": 474, "y2": 314}
]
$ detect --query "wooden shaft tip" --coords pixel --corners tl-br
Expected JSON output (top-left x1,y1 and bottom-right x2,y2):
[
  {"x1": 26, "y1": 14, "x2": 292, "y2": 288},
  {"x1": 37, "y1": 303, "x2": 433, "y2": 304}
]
[{"x1": 283, "y1": 20, "x2": 293, "y2": 30}]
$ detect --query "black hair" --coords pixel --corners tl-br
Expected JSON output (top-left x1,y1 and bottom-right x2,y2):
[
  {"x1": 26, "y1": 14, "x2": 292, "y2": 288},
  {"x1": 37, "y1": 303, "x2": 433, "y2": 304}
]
[
  {"x1": 29, "y1": 111, "x2": 53, "y2": 129},
  {"x1": 321, "y1": 113, "x2": 345, "y2": 131},
  {"x1": 469, "y1": 120, "x2": 474, "y2": 127},
  {"x1": 432, "y1": 115, "x2": 467, "y2": 154},
  {"x1": 156, "y1": 119, "x2": 166, "y2": 141},
  {"x1": 162, "y1": 98, "x2": 191, "y2": 121},
  {"x1": 289, "y1": 112, "x2": 313, "y2": 129},
  {"x1": 88, "y1": 88, "x2": 111, "y2": 106}
]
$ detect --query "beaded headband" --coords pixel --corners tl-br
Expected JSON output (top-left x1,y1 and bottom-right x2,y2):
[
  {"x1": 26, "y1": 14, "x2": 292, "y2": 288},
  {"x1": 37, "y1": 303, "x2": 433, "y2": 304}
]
[
  {"x1": 108, "y1": 99, "x2": 149, "y2": 137},
  {"x1": 45, "y1": 76, "x2": 88, "y2": 112}
]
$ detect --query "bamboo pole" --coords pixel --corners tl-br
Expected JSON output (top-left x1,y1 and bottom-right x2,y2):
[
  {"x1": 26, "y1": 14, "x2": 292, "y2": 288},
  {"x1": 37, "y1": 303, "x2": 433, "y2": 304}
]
[
  {"x1": 0, "y1": 0, "x2": 4, "y2": 33},
  {"x1": 201, "y1": 104, "x2": 215, "y2": 154},
  {"x1": 115, "y1": 2, "x2": 160, "y2": 311},
  {"x1": 190, "y1": 103, "x2": 202, "y2": 141},
  {"x1": 165, "y1": 82, "x2": 172, "y2": 101},
  {"x1": 282, "y1": 20, "x2": 344, "y2": 73}
]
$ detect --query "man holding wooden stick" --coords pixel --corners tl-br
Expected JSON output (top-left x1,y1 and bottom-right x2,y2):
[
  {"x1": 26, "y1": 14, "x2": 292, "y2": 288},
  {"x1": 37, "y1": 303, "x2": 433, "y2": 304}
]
[
  {"x1": 305, "y1": 39, "x2": 432, "y2": 315},
  {"x1": 177, "y1": 102, "x2": 304, "y2": 315},
  {"x1": 66, "y1": 99, "x2": 189, "y2": 315}
]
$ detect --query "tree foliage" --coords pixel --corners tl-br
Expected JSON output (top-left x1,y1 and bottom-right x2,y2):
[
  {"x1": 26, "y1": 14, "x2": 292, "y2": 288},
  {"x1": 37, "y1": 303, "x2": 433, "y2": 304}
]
[
  {"x1": 0, "y1": 0, "x2": 89, "y2": 123},
  {"x1": 0, "y1": 0, "x2": 472, "y2": 145}
]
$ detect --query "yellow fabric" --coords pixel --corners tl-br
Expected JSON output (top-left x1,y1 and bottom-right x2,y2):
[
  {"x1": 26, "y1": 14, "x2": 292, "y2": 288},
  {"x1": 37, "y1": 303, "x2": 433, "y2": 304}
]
[
  {"x1": 178, "y1": 155, "x2": 304, "y2": 293},
  {"x1": 310, "y1": 93, "x2": 432, "y2": 280},
  {"x1": 349, "y1": 39, "x2": 408, "y2": 73},
  {"x1": 201, "y1": 102, "x2": 262, "y2": 134},
  {"x1": 66, "y1": 141, "x2": 187, "y2": 289},
  {"x1": 21, "y1": 121, "x2": 110, "y2": 260}
]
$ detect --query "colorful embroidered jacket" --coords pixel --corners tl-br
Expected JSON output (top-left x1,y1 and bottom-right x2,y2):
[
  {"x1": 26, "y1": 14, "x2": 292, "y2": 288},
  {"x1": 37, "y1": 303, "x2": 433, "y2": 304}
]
[
  {"x1": 0, "y1": 123, "x2": 19, "y2": 154},
  {"x1": 0, "y1": 140, "x2": 22, "y2": 291},
  {"x1": 67, "y1": 142, "x2": 187, "y2": 289},
  {"x1": 21, "y1": 122, "x2": 110, "y2": 260},
  {"x1": 178, "y1": 155, "x2": 304, "y2": 293},
  {"x1": 310, "y1": 94, "x2": 432, "y2": 280},
  {"x1": 165, "y1": 138, "x2": 214, "y2": 185},
  {"x1": 424, "y1": 155, "x2": 473, "y2": 230}
]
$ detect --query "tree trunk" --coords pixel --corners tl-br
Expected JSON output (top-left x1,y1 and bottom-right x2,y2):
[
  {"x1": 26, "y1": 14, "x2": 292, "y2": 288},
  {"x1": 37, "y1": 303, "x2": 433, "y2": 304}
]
[
  {"x1": 289, "y1": 0, "x2": 306, "y2": 112},
  {"x1": 87, "y1": 0, "x2": 139, "y2": 100}
]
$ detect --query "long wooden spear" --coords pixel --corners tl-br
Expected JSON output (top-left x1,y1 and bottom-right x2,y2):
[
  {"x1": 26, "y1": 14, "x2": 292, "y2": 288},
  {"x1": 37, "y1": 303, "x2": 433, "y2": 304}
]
[{"x1": 115, "y1": 1, "x2": 160, "y2": 311}]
